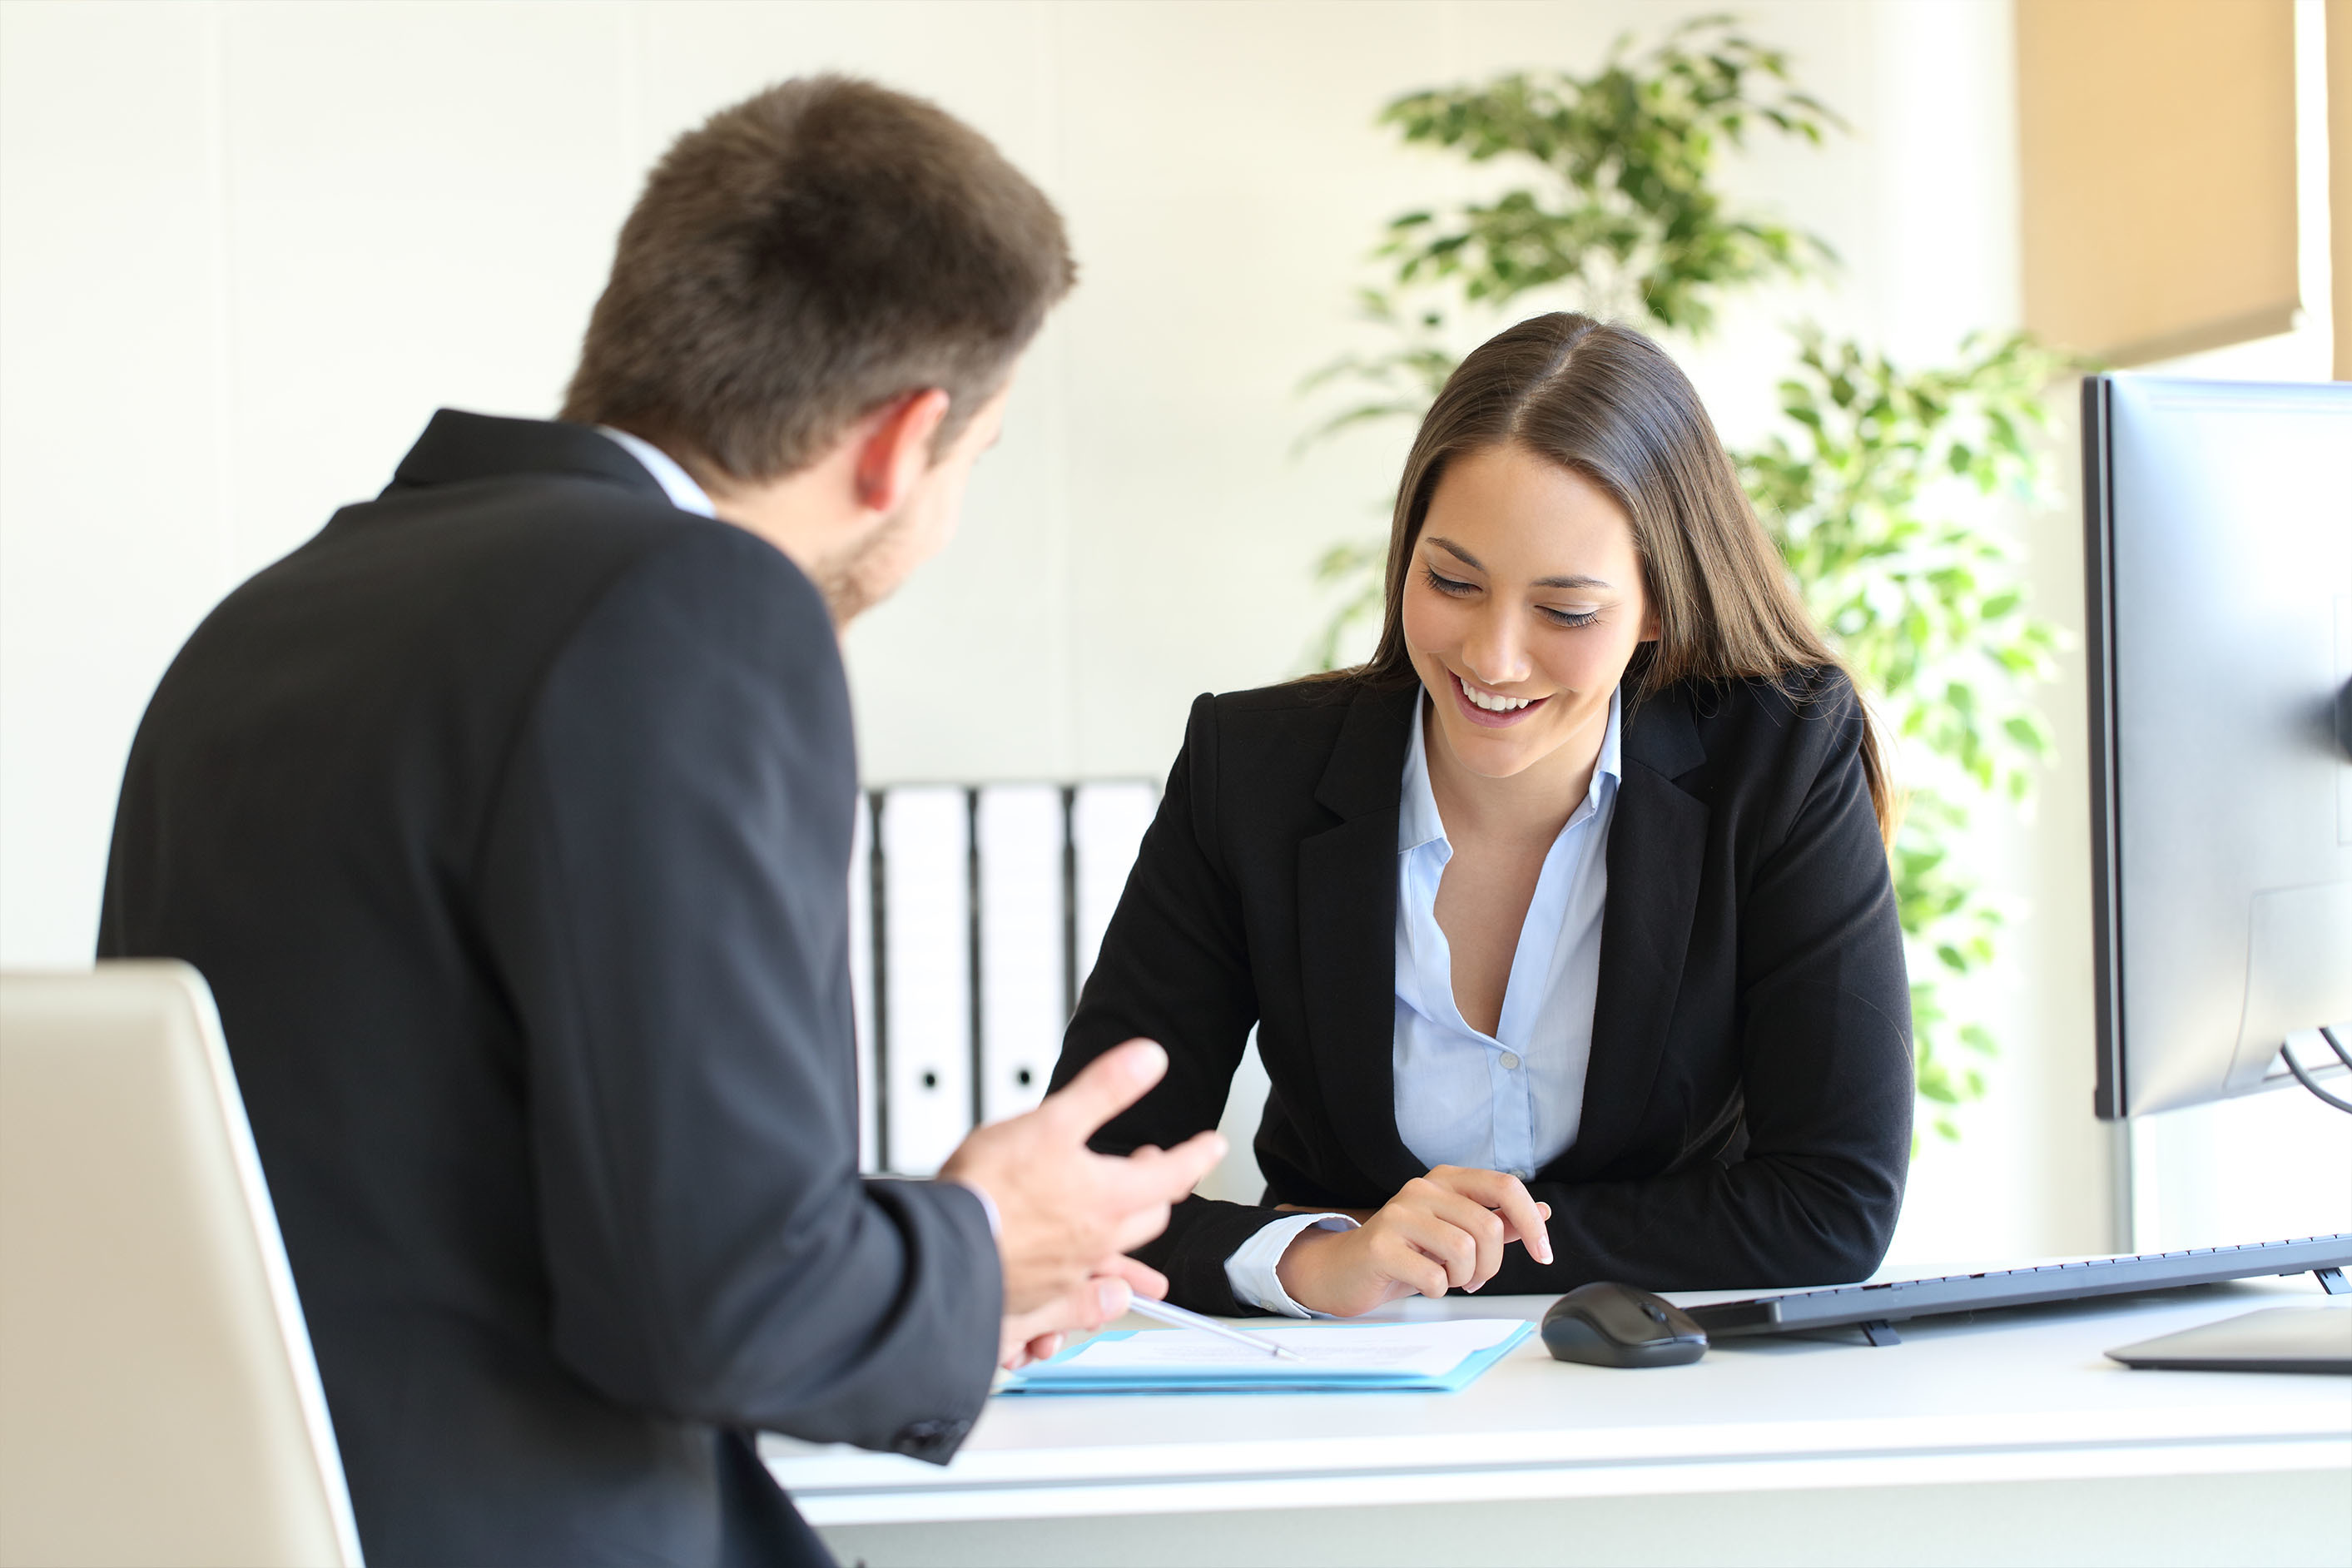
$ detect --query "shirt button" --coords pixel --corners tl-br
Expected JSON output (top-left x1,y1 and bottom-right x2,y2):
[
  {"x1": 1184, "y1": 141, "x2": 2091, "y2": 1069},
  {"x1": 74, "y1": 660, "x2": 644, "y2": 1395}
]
[{"x1": 1499, "y1": 1052, "x2": 1521, "y2": 1070}]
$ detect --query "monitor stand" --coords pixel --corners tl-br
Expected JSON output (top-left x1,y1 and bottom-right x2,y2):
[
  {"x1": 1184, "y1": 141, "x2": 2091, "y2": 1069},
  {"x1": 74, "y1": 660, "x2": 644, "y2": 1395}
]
[{"x1": 2106, "y1": 1301, "x2": 2352, "y2": 1375}]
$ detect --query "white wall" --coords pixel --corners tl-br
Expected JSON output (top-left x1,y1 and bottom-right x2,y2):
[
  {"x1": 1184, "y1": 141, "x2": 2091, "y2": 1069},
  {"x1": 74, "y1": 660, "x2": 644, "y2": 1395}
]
[{"x1": 3, "y1": 0, "x2": 2141, "y2": 1263}]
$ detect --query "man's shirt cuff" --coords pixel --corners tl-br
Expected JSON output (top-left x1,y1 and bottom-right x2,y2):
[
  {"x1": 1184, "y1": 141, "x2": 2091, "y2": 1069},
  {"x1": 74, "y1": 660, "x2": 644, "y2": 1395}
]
[
  {"x1": 1223, "y1": 1212, "x2": 1360, "y2": 1317},
  {"x1": 947, "y1": 1178, "x2": 1001, "y2": 1238}
]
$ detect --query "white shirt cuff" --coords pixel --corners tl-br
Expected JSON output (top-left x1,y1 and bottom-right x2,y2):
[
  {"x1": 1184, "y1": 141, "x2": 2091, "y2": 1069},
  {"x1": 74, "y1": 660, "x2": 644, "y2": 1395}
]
[
  {"x1": 1223, "y1": 1212, "x2": 1360, "y2": 1317},
  {"x1": 947, "y1": 1178, "x2": 1000, "y2": 1238}
]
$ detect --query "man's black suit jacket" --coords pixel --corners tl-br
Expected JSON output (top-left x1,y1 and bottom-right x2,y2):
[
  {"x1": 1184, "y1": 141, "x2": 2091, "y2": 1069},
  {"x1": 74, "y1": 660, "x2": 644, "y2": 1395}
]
[
  {"x1": 99, "y1": 411, "x2": 998, "y2": 1567},
  {"x1": 1053, "y1": 672, "x2": 1913, "y2": 1313}
]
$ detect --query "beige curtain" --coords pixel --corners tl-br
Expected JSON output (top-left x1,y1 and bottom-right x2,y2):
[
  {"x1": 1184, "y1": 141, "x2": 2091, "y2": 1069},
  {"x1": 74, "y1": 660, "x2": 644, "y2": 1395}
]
[
  {"x1": 2017, "y1": 0, "x2": 2299, "y2": 366},
  {"x1": 2333, "y1": 0, "x2": 2350, "y2": 379}
]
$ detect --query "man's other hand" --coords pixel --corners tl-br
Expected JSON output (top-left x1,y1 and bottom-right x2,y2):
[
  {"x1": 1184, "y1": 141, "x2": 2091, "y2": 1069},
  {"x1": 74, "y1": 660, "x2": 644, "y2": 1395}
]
[
  {"x1": 940, "y1": 1038, "x2": 1223, "y2": 1316},
  {"x1": 997, "y1": 1255, "x2": 1168, "y2": 1370}
]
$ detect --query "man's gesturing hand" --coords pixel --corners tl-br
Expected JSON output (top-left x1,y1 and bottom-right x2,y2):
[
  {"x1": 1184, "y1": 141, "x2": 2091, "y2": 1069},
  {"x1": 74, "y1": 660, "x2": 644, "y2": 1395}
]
[{"x1": 940, "y1": 1039, "x2": 1225, "y2": 1316}]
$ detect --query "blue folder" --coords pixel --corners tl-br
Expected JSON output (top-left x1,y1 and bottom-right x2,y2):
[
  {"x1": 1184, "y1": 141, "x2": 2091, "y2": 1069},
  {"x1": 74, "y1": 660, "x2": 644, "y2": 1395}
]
[{"x1": 997, "y1": 1320, "x2": 1534, "y2": 1397}]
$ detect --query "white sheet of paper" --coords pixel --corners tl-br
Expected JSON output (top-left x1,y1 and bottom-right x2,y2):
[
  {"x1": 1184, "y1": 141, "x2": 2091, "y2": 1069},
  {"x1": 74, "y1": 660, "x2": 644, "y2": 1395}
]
[{"x1": 1059, "y1": 1317, "x2": 1524, "y2": 1377}]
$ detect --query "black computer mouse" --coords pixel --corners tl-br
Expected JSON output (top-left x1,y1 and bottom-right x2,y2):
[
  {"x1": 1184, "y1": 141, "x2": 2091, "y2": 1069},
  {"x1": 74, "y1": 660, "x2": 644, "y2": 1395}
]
[{"x1": 1541, "y1": 1282, "x2": 1709, "y2": 1367}]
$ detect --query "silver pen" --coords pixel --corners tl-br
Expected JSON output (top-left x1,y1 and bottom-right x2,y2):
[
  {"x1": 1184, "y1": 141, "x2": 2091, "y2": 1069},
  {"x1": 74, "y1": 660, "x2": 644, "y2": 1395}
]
[{"x1": 1124, "y1": 1293, "x2": 1308, "y2": 1360}]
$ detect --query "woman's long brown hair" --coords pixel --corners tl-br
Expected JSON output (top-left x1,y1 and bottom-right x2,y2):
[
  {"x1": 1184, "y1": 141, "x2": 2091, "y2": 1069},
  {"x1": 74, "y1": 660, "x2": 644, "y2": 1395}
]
[{"x1": 1344, "y1": 311, "x2": 1896, "y2": 843}]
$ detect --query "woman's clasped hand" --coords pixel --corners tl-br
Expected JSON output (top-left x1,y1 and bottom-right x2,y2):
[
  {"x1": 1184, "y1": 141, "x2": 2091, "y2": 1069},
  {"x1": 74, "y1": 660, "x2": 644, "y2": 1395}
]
[{"x1": 1273, "y1": 1165, "x2": 1555, "y2": 1318}]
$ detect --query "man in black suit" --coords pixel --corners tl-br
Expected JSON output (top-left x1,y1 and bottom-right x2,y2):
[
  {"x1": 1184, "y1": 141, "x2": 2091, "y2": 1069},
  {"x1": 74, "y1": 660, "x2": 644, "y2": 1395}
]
[{"x1": 99, "y1": 77, "x2": 1219, "y2": 1568}]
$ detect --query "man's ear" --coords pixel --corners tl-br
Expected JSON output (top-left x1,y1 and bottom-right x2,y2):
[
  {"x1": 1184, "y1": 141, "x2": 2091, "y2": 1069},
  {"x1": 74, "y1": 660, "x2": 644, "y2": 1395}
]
[{"x1": 851, "y1": 389, "x2": 951, "y2": 516}]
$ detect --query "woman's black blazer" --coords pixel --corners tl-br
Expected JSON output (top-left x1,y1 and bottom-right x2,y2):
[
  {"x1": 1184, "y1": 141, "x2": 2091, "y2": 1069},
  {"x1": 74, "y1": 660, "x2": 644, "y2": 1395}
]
[{"x1": 1051, "y1": 668, "x2": 1914, "y2": 1314}]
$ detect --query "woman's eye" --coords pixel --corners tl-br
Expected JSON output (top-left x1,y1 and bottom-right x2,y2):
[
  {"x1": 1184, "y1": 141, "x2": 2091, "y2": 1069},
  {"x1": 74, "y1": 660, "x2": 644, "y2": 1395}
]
[
  {"x1": 1422, "y1": 566, "x2": 1476, "y2": 597},
  {"x1": 1541, "y1": 606, "x2": 1602, "y2": 628}
]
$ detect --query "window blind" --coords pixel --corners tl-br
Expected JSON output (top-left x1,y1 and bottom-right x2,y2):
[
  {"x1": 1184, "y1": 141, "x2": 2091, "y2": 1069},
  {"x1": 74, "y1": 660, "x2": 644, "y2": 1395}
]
[
  {"x1": 2331, "y1": 0, "x2": 2350, "y2": 379},
  {"x1": 2017, "y1": 0, "x2": 2300, "y2": 365}
]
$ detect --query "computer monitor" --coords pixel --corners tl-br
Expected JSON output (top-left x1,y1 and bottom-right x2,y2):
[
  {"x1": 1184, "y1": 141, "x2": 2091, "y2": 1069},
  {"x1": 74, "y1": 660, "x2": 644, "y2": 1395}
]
[{"x1": 2082, "y1": 375, "x2": 2352, "y2": 1122}]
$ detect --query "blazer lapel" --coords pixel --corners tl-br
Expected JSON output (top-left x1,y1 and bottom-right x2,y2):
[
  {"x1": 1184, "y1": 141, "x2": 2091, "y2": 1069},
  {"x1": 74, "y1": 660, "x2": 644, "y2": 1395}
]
[
  {"x1": 1296, "y1": 682, "x2": 1426, "y2": 1195},
  {"x1": 1562, "y1": 685, "x2": 1709, "y2": 1178}
]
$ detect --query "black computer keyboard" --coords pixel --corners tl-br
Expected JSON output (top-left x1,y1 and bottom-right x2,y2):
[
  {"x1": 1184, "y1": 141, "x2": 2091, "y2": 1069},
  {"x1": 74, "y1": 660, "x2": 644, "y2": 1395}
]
[{"x1": 1685, "y1": 1233, "x2": 2352, "y2": 1343}]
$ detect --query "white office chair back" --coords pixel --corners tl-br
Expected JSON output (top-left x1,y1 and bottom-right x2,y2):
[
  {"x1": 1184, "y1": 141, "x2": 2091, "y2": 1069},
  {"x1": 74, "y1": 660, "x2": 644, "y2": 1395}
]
[{"x1": 0, "y1": 962, "x2": 363, "y2": 1567}]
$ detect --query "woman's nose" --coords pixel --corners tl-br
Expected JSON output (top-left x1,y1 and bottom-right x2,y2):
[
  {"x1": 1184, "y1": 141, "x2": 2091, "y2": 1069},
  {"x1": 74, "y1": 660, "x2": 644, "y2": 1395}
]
[{"x1": 1461, "y1": 608, "x2": 1530, "y2": 687}]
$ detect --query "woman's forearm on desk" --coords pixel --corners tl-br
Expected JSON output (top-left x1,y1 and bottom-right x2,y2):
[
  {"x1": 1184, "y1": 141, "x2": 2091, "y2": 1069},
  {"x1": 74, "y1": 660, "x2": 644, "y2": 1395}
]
[
  {"x1": 1491, "y1": 960, "x2": 1913, "y2": 1294},
  {"x1": 1124, "y1": 1193, "x2": 1305, "y2": 1314},
  {"x1": 1491, "y1": 1149, "x2": 1903, "y2": 1294}
]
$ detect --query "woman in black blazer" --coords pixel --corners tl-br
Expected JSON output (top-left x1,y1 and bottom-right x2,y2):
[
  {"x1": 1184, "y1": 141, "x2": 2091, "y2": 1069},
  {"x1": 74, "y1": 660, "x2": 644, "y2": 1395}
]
[{"x1": 1053, "y1": 313, "x2": 1913, "y2": 1317}]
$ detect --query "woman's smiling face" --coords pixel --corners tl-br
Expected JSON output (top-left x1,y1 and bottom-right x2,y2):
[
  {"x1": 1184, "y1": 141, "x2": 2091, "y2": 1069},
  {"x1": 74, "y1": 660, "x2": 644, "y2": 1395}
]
[{"x1": 1402, "y1": 442, "x2": 1657, "y2": 783}]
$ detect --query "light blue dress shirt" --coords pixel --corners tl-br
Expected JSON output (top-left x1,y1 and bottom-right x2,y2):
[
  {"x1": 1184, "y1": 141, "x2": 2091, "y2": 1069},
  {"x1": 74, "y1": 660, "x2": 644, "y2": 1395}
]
[{"x1": 1225, "y1": 686, "x2": 1623, "y2": 1315}]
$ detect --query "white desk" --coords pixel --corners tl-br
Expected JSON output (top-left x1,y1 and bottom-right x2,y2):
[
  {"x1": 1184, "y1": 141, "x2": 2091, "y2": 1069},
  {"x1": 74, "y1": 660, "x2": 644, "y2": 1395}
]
[{"x1": 766, "y1": 1278, "x2": 2352, "y2": 1567}]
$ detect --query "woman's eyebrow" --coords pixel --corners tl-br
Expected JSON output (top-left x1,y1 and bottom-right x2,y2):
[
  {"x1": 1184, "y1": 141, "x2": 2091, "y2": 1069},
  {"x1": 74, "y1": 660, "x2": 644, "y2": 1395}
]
[
  {"x1": 1427, "y1": 536, "x2": 1483, "y2": 571},
  {"x1": 1427, "y1": 536, "x2": 1610, "y2": 590}
]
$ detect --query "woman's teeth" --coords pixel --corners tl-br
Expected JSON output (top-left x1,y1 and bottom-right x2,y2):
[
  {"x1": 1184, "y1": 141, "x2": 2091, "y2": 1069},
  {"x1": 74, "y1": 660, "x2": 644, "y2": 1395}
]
[{"x1": 1459, "y1": 675, "x2": 1533, "y2": 712}]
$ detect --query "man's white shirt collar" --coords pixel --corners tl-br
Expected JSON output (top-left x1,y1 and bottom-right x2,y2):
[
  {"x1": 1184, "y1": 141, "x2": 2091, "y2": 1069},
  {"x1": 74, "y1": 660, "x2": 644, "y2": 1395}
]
[{"x1": 597, "y1": 426, "x2": 716, "y2": 519}]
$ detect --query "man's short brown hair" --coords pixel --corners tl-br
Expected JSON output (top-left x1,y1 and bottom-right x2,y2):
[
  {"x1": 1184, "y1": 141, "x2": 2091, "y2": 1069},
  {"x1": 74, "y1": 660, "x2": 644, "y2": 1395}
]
[{"x1": 561, "y1": 76, "x2": 1074, "y2": 482}]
